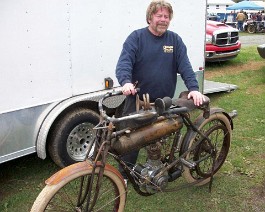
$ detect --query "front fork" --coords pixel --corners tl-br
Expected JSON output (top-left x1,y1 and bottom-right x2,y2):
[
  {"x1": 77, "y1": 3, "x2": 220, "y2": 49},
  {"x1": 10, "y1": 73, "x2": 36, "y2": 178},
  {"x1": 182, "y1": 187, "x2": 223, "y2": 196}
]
[{"x1": 78, "y1": 122, "x2": 114, "y2": 211}]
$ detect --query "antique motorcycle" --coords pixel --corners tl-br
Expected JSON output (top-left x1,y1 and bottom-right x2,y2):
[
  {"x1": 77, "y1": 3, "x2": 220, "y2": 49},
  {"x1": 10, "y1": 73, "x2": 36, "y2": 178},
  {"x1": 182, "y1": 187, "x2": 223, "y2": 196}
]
[
  {"x1": 246, "y1": 20, "x2": 265, "y2": 33},
  {"x1": 31, "y1": 90, "x2": 237, "y2": 211}
]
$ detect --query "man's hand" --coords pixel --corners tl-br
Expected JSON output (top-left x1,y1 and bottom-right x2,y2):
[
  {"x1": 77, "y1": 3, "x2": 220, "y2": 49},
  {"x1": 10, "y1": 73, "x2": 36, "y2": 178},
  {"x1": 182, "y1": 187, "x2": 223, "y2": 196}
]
[
  {"x1": 122, "y1": 83, "x2": 137, "y2": 95},
  {"x1": 188, "y1": 91, "x2": 205, "y2": 106}
]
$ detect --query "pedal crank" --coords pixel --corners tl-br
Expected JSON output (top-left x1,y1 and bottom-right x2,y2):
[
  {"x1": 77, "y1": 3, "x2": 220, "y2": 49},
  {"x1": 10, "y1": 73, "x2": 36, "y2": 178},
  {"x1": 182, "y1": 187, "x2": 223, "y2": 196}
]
[{"x1": 180, "y1": 158, "x2": 196, "y2": 169}]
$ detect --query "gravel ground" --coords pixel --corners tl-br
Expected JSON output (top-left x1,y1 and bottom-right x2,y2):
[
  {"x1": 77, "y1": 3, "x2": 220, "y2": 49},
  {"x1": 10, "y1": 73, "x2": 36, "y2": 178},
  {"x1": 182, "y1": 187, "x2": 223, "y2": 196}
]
[{"x1": 240, "y1": 34, "x2": 265, "y2": 47}]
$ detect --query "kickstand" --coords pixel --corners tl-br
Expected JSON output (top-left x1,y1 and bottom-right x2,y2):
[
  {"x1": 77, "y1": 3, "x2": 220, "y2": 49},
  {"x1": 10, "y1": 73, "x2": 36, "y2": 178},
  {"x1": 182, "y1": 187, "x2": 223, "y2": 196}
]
[{"x1": 208, "y1": 152, "x2": 216, "y2": 193}]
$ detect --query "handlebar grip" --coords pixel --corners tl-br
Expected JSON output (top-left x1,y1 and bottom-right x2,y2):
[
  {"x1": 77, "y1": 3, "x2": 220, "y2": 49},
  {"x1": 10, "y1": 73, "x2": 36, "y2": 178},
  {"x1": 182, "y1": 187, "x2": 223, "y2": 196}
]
[
  {"x1": 111, "y1": 90, "x2": 123, "y2": 96},
  {"x1": 112, "y1": 88, "x2": 140, "y2": 96}
]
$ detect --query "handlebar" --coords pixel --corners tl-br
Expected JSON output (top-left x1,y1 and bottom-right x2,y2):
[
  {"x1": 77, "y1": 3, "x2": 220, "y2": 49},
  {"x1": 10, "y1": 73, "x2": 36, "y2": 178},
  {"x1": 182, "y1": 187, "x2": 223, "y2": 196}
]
[{"x1": 98, "y1": 89, "x2": 188, "y2": 124}]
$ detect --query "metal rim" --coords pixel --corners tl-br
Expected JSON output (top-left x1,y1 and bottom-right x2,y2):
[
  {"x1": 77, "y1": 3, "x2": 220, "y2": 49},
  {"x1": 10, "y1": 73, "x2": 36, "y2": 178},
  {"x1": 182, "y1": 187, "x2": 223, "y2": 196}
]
[{"x1": 67, "y1": 122, "x2": 96, "y2": 161}]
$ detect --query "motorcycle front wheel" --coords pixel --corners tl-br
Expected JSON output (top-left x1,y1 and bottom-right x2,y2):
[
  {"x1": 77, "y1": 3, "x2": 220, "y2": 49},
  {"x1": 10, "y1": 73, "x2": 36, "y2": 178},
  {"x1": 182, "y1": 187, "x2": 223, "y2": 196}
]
[
  {"x1": 181, "y1": 112, "x2": 231, "y2": 186},
  {"x1": 31, "y1": 165, "x2": 126, "y2": 212}
]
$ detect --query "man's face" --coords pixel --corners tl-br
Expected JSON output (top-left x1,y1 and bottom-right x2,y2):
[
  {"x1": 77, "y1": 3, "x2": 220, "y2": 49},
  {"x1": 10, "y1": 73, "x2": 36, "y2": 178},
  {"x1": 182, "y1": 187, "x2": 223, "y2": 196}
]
[{"x1": 148, "y1": 7, "x2": 170, "y2": 36}]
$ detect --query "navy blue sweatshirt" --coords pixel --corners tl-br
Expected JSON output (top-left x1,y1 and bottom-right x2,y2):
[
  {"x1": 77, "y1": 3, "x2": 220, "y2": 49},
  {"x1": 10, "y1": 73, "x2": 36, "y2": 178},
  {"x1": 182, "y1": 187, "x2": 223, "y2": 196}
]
[{"x1": 116, "y1": 27, "x2": 199, "y2": 101}]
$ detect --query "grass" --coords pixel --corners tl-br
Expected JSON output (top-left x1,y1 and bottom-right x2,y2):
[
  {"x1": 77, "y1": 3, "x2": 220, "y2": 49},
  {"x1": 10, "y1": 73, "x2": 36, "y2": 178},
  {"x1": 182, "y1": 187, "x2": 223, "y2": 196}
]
[
  {"x1": 0, "y1": 46, "x2": 264, "y2": 211},
  {"x1": 239, "y1": 31, "x2": 265, "y2": 37}
]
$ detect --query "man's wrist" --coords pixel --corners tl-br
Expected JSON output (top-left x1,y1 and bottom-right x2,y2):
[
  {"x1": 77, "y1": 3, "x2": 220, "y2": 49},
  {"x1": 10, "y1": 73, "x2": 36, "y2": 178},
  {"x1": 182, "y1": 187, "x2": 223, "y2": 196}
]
[{"x1": 122, "y1": 80, "x2": 132, "y2": 86}]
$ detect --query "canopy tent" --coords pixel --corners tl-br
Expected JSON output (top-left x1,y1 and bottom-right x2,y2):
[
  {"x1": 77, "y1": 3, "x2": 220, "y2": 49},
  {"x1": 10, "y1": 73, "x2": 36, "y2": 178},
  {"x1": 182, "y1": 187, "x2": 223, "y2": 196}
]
[
  {"x1": 252, "y1": 1, "x2": 265, "y2": 9},
  {"x1": 226, "y1": 0, "x2": 264, "y2": 10}
]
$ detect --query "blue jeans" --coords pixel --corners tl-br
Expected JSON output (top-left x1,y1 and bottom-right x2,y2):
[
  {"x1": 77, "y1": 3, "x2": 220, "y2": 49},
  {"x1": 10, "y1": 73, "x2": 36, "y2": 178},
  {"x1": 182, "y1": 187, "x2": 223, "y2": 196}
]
[
  {"x1": 118, "y1": 95, "x2": 139, "y2": 179},
  {"x1": 237, "y1": 21, "x2": 243, "y2": 31}
]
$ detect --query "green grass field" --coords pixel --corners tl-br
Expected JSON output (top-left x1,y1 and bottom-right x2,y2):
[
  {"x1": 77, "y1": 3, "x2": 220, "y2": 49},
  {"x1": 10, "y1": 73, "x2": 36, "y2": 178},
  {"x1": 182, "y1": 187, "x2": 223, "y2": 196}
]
[{"x1": 0, "y1": 46, "x2": 264, "y2": 211}]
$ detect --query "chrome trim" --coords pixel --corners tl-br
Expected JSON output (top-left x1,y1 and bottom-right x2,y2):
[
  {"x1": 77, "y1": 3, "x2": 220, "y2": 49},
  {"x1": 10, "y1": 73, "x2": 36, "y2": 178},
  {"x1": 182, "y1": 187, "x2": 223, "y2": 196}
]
[
  {"x1": 205, "y1": 49, "x2": 240, "y2": 59},
  {"x1": 212, "y1": 28, "x2": 239, "y2": 35},
  {"x1": 0, "y1": 147, "x2": 35, "y2": 163},
  {"x1": 212, "y1": 28, "x2": 239, "y2": 47}
]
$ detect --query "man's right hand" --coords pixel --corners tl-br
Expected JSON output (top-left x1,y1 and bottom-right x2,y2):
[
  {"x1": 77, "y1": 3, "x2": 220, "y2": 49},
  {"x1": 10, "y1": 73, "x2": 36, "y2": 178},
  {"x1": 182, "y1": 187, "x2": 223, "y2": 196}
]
[{"x1": 122, "y1": 83, "x2": 137, "y2": 95}]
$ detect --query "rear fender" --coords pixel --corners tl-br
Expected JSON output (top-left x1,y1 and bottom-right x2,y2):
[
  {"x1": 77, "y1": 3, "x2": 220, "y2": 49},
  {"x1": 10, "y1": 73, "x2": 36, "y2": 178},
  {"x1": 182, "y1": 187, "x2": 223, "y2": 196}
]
[
  {"x1": 45, "y1": 161, "x2": 125, "y2": 186},
  {"x1": 180, "y1": 108, "x2": 234, "y2": 154},
  {"x1": 208, "y1": 108, "x2": 234, "y2": 130}
]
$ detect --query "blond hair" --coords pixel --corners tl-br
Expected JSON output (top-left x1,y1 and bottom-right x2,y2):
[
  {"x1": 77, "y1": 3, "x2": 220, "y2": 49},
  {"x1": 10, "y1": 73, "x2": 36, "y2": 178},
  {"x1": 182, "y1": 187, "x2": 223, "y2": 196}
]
[{"x1": 146, "y1": 0, "x2": 173, "y2": 24}]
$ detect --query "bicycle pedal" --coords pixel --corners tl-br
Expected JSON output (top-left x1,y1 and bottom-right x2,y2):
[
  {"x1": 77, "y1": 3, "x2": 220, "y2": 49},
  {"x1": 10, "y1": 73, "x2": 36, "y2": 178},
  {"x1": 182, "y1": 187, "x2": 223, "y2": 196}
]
[{"x1": 180, "y1": 158, "x2": 196, "y2": 169}]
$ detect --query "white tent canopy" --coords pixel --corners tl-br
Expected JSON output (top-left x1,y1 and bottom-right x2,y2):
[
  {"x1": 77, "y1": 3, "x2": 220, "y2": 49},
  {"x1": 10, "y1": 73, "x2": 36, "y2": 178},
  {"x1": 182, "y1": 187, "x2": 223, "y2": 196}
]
[{"x1": 252, "y1": 1, "x2": 265, "y2": 10}]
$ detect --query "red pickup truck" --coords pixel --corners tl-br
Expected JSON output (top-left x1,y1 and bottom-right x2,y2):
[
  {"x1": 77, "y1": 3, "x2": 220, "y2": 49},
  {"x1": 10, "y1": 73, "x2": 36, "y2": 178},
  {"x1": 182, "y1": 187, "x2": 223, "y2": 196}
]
[{"x1": 205, "y1": 20, "x2": 241, "y2": 62}]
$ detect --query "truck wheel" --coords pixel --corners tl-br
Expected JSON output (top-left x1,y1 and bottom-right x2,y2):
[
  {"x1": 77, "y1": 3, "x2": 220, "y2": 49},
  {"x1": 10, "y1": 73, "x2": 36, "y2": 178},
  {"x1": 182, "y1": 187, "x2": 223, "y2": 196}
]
[
  {"x1": 247, "y1": 25, "x2": 256, "y2": 34},
  {"x1": 48, "y1": 108, "x2": 99, "y2": 167}
]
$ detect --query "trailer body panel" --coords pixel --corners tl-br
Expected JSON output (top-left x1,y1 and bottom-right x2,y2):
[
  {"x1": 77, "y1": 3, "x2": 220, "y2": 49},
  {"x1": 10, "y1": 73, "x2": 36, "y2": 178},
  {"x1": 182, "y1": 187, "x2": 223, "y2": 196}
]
[{"x1": 0, "y1": 0, "x2": 208, "y2": 164}]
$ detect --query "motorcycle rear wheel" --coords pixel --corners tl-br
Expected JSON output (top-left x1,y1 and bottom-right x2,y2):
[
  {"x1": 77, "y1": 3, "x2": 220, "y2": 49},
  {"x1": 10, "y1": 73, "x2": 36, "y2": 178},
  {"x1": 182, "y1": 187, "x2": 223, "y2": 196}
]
[{"x1": 181, "y1": 112, "x2": 231, "y2": 186}]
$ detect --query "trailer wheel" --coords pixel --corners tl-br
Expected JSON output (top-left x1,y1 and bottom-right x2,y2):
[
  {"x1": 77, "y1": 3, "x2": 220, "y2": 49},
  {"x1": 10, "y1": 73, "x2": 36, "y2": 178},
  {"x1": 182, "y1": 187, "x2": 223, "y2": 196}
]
[{"x1": 48, "y1": 108, "x2": 99, "y2": 167}]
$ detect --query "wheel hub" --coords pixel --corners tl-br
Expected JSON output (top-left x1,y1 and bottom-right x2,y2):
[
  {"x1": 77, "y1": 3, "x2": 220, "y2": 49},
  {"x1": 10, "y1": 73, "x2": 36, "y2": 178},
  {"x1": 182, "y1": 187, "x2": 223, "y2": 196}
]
[{"x1": 67, "y1": 122, "x2": 95, "y2": 161}]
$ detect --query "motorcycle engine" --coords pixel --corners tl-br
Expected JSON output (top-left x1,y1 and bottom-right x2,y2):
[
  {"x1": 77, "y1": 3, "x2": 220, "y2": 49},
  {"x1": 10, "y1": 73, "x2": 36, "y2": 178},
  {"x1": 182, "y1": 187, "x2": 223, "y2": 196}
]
[{"x1": 132, "y1": 141, "x2": 168, "y2": 194}]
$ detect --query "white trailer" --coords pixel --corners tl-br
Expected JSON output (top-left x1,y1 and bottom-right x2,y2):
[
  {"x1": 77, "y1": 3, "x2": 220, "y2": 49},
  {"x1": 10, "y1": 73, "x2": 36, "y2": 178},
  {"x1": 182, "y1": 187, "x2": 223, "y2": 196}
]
[{"x1": 0, "y1": 0, "x2": 235, "y2": 167}]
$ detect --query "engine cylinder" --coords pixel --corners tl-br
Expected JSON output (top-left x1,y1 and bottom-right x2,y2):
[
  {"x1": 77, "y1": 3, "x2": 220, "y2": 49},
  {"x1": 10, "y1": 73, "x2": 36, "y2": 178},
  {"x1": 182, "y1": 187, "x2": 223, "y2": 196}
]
[{"x1": 111, "y1": 117, "x2": 183, "y2": 155}]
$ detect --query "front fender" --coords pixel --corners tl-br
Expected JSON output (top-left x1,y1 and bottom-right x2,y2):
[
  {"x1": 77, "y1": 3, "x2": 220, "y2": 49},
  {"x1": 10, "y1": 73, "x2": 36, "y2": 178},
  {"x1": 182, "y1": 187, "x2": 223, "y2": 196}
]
[{"x1": 45, "y1": 161, "x2": 125, "y2": 186}]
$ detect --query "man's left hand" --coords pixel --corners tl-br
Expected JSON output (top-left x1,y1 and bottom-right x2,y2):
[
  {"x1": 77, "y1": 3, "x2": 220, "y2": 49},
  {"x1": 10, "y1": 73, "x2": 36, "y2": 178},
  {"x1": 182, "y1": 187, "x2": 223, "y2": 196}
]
[{"x1": 188, "y1": 91, "x2": 206, "y2": 106}]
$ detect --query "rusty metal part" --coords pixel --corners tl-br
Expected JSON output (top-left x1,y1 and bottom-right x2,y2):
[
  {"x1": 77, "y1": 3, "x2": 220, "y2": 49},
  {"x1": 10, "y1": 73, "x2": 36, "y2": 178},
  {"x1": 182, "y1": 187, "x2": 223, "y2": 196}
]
[
  {"x1": 146, "y1": 142, "x2": 162, "y2": 160},
  {"x1": 136, "y1": 94, "x2": 152, "y2": 112},
  {"x1": 111, "y1": 117, "x2": 183, "y2": 155}
]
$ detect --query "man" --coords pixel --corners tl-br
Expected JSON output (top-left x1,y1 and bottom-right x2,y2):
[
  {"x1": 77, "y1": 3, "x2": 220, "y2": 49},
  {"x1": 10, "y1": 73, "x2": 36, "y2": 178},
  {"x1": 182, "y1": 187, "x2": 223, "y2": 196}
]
[
  {"x1": 236, "y1": 10, "x2": 246, "y2": 31},
  {"x1": 115, "y1": 0, "x2": 205, "y2": 182},
  {"x1": 256, "y1": 12, "x2": 262, "y2": 22}
]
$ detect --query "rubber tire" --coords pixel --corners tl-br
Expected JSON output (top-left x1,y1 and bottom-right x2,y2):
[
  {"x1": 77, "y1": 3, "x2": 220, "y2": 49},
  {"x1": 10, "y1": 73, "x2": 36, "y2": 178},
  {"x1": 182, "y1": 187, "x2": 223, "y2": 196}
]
[
  {"x1": 31, "y1": 168, "x2": 126, "y2": 212},
  {"x1": 247, "y1": 25, "x2": 256, "y2": 34},
  {"x1": 181, "y1": 113, "x2": 231, "y2": 186},
  {"x1": 48, "y1": 108, "x2": 99, "y2": 167}
]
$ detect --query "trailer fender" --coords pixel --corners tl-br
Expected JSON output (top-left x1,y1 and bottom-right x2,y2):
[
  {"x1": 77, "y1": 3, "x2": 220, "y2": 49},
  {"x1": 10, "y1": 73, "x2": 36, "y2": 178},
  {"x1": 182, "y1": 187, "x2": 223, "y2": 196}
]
[
  {"x1": 45, "y1": 161, "x2": 125, "y2": 186},
  {"x1": 36, "y1": 90, "x2": 124, "y2": 160}
]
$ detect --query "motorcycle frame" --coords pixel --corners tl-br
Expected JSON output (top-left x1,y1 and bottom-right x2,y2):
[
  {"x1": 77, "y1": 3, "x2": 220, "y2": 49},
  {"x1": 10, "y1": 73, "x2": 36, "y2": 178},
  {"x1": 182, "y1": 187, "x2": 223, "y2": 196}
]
[{"x1": 85, "y1": 109, "x2": 214, "y2": 198}]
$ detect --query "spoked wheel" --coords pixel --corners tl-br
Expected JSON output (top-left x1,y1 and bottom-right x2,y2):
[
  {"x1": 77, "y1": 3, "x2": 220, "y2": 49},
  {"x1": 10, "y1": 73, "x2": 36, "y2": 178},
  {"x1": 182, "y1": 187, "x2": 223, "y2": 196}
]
[
  {"x1": 247, "y1": 24, "x2": 256, "y2": 34},
  {"x1": 31, "y1": 164, "x2": 126, "y2": 212},
  {"x1": 181, "y1": 113, "x2": 231, "y2": 186}
]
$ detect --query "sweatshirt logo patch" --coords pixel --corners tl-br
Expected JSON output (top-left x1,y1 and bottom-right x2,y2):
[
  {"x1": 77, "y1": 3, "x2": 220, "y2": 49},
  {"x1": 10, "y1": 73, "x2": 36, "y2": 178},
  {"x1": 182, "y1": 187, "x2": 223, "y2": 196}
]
[{"x1": 163, "y1": 45, "x2": 173, "y2": 53}]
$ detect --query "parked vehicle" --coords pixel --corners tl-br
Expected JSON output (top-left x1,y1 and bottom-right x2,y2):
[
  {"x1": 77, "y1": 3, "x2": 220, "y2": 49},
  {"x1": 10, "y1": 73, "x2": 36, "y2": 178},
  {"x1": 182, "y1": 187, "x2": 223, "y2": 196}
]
[
  {"x1": 205, "y1": 20, "x2": 241, "y2": 62},
  {"x1": 257, "y1": 44, "x2": 265, "y2": 59},
  {"x1": 246, "y1": 20, "x2": 265, "y2": 33},
  {"x1": 0, "y1": 0, "x2": 237, "y2": 167},
  {"x1": 31, "y1": 89, "x2": 237, "y2": 211},
  {"x1": 207, "y1": 13, "x2": 218, "y2": 21}
]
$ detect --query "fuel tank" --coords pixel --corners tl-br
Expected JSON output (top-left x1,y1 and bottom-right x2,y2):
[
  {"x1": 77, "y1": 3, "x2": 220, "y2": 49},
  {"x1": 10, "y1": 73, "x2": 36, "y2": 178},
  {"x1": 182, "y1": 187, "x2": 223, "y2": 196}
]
[{"x1": 111, "y1": 117, "x2": 183, "y2": 155}]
